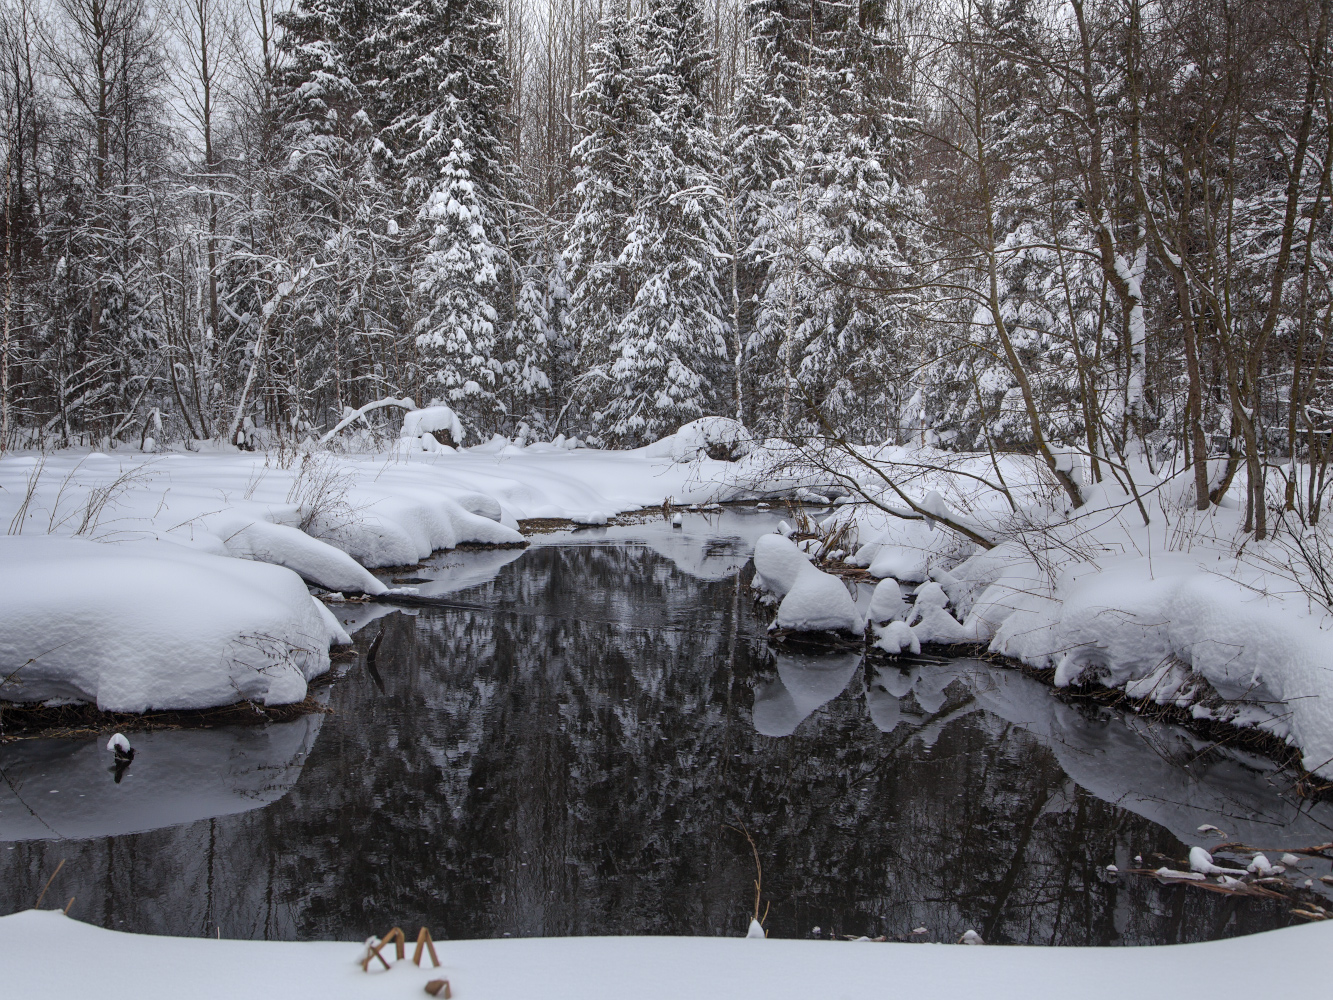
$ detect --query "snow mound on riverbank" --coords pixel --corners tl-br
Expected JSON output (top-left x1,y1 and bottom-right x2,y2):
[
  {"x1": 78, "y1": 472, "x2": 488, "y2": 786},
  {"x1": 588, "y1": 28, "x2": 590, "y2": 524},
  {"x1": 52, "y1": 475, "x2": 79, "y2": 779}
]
[
  {"x1": 753, "y1": 533, "x2": 861, "y2": 633},
  {"x1": 644, "y1": 416, "x2": 755, "y2": 463},
  {"x1": 807, "y1": 444, "x2": 1333, "y2": 776},
  {"x1": 0, "y1": 537, "x2": 347, "y2": 712}
]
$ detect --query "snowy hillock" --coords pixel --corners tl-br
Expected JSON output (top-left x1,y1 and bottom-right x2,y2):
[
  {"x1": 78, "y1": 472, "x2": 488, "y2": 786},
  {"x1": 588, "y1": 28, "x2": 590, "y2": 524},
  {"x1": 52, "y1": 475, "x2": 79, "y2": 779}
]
[
  {"x1": 0, "y1": 536, "x2": 347, "y2": 712},
  {"x1": 752, "y1": 533, "x2": 862, "y2": 634},
  {"x1": 643, "y1": 417, "x2": 755, "y2": 463}
]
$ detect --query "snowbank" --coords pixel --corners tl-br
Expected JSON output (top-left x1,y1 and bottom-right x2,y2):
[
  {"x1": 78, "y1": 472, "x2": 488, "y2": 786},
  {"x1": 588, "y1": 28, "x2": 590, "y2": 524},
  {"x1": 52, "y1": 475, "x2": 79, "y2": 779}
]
[
  {"x1": 0, "y1": 441, "x2": 774, "y2": 713},
  {"x1": 0, "y1": 537, "x2": 346, "y2": 712},
  {"x1": 5, "y1": 908, "x2": 1331, "y2": 1000},
  {"x1": 401, "y1": 404, "x2": 467, "y2": 445},
  {"x1": 793, "y1": 442, "x2": 1333, "y2": 777},
  {"x1": 752, "y1": 534, "x2": 861, "y2": 633},
  {"x1": 642, "y1": 416, "x2": 755, "y2": 463}
]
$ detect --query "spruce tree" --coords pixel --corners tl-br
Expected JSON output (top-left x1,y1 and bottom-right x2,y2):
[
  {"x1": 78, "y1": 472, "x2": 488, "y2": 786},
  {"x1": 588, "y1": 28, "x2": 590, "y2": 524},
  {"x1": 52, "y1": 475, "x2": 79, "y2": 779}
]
[
  {"x1": 564, "y1": 7, "x2": 641, "y2": 427},
  {"x1": 377, "y1": 0, "x2": 516, "y2": 432},
  {"x1": 597, "y1": 0, "x2": 729, "y2": 446}
]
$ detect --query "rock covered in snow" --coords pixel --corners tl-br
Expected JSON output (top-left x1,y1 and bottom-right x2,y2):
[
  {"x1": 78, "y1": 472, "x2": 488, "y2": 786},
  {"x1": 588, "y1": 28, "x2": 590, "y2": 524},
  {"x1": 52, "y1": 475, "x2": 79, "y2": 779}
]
[
  {"x1": 0, "y1": 536, "x2": 348, "y2": 712},
  {"x1": 752, "y1": 533, "x2": 815, "y2": 595},
  {"x1": 643, "y1": 417, "x2": 755, "y2": 463},
  {"x1": 401, "y1": 404, "x2": 466, "y2": 447},
  {"x1": 906, "y1": 582, "x2": 976, "y2": 645},
  {"x1": 868, "y1": 578, "x2": 909, "y2": 623},
  {"x1": 874, "y1": 620, "x2": 921, "y2": 656}
]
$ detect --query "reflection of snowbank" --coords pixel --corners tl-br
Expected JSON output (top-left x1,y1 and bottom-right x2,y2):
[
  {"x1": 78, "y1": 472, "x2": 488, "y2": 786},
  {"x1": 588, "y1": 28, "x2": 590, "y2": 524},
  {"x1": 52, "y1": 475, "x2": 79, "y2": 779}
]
[
  {"x1": 530, "y1": 510, "x2": 789, "y2": 582},
  {"x1": 753, "y1": 652, "x2": 861, "y2": 737},
  {"x1": 0, "y1": 711, "x2": 324, "y2": 841},
  {"x1": 867, "y1": 660, "x2": 1333, "y2": 875}
]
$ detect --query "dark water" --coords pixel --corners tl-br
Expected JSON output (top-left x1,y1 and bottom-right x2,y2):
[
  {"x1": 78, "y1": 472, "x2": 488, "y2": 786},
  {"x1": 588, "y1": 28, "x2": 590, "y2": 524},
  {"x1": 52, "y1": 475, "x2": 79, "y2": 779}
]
[{"x1": 2, "y1": 516, "x2": 1331, "y2": 945}]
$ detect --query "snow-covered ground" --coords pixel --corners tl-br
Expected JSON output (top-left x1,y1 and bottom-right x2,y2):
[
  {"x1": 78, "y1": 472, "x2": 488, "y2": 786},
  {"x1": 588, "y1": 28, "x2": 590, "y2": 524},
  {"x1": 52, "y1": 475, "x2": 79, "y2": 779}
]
[
  {"x1": 5, "y1": 907, "x2": 1330, "y2": 1000},
  {"x1": 0, "y1": 422, "x2": 753, "y2": 714},
  {"x1": 749, "y1": 443, "x2": 1333, "y2": 779}
]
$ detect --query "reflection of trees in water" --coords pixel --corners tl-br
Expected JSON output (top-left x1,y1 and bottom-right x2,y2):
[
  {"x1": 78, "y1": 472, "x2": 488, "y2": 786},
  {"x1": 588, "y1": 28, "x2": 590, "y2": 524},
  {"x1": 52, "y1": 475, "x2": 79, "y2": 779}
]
[{"x1": 0, "y1": 544, "x2": 1308, "y2": 943}]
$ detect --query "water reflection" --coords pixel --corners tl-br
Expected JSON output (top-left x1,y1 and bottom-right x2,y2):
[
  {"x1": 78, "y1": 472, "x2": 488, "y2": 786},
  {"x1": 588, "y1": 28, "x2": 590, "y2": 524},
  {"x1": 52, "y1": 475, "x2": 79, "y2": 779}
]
[
  {"x1": 0, "y1": 713, "x2": 325, "y2": 842},
  {"x1": 1, "y1": 528, "x2": 1329, "y2": 946}
]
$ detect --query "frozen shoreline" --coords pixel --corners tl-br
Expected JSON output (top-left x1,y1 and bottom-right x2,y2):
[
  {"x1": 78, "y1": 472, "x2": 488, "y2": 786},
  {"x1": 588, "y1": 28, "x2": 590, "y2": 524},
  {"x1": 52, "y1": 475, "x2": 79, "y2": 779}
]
[{"x1": 3, "y1": 428, "x2": 1333, "y2": 780}]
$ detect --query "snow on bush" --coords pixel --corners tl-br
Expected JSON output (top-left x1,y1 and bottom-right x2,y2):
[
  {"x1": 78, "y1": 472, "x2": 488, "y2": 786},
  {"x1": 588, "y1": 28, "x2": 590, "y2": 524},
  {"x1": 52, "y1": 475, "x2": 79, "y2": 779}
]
[{"x1": 0, "y1": 537, "x2": 348, "y2": 712}]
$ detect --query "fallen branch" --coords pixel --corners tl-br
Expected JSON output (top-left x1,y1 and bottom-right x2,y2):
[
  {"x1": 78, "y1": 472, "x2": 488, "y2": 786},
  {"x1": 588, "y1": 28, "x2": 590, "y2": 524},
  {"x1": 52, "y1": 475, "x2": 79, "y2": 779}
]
[{"x1": 317, "y1": 397, "x2": 418, "y2": 446}]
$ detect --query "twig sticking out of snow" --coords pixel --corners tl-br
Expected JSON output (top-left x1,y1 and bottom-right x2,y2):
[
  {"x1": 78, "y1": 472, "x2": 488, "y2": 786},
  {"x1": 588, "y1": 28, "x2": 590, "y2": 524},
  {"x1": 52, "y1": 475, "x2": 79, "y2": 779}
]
[{"x1": 725, "y1": 823, "x2": 769, "y2": 935}]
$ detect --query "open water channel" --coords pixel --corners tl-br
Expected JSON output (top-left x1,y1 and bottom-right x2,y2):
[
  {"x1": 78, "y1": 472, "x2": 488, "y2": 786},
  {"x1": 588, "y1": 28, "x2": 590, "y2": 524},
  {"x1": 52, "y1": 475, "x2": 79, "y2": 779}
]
[{"x1": 1, "y1": 511, "x2": 1330, "y2": 945}]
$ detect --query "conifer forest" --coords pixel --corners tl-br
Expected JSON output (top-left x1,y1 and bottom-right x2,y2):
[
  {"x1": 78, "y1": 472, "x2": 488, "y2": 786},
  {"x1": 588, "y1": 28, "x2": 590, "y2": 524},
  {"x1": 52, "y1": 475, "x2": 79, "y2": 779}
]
[{"x1": 2, "y1": 0, "x2": 1333, "y2": 532}]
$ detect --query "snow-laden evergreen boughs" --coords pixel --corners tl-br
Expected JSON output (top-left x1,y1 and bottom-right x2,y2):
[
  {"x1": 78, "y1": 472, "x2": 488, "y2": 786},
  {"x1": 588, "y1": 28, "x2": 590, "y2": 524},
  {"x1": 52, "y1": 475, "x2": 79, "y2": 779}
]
[
  {"x1": 594, "y1": 0, "x2": 730, "y2": 446},
  {"x1": 377, "y1": 0, "x2": 517, "y2": 433},
  {"x1": 564, "y1": 7, "x2": 642, "y2": 416}
]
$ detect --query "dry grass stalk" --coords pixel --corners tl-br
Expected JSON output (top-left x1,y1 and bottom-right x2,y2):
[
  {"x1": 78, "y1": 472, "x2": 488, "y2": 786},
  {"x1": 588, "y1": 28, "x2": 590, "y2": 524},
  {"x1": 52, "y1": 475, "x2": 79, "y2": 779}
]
[
  {"x1": 413, "y1": 927, "x2": 440, "y2": 968},
  {"x1": 34, "y1": 859, "x2": 65, "y2": 909}
]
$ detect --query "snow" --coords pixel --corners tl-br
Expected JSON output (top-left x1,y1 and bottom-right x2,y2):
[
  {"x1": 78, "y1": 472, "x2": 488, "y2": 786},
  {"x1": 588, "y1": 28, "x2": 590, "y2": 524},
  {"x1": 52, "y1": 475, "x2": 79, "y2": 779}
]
[
  {"x1": 0, "y1": 440, "x2": 781, "y2": 714},
  {"x1": 752, "y1": 533, "x2": 860, "y2": 633},
  {"x1": 106, "y1": 733, "x2": 131, "y2": 755},
  {"x1": 808, "y1": 442, "x2": 1333, "y2": 777},
  {"x1": 867, "y1": 578, "x2": 909, "y2": 623},
  {"x1": 874, "y1": 620, "x2": 921, "y2": 655},
  {"x1": 216, "y1": 516, "x2": 387, "y2": 595},
  {"x1": 6, "y1": 908, "x2": 1333, "y2": 1000},
  {"x1": 401, "y1": 404, "x2": 467, "y2": 446},
  {"x1": 1187, "y1": 847, "x2": 1246, "y2": 876},
  {"x1": 0, "y1": 536, "x2": 346, "y2": 712},
  {"x1": 642, "y1": 416, "x2": 755, "y2": 463}
]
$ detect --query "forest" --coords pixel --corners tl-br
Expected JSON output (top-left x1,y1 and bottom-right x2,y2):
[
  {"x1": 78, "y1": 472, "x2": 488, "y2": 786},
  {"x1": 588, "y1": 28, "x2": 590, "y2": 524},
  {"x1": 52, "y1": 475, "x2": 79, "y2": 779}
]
[{"x1": 1, "y1": 0, "x2": 1331, "y2": 538}]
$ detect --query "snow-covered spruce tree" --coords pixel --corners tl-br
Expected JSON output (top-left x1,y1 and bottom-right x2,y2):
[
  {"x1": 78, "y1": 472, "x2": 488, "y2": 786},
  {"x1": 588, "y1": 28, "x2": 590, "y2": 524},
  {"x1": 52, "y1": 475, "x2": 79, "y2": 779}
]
[
  {"x1": 377, "y1": 0, "x2": 517, "y2": 434},
  {"x1": 746, "y1": 0, "x2": 922, "y2": 440},
  {"x1": 271, "y1": 0, "x2": 400, "y2": 432},
  {"x1": 794, "y1": 12, "x2": 922, "y2": 439},
  {"x1": 563, "y1": 6, "x2": 642, "y2": 436},
  {"x1": 724, "y1": 0, "x2": 805, "y2": 432},
  {"x1": 595, "y1": 0, "x2": 729, "y2": 447}
]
